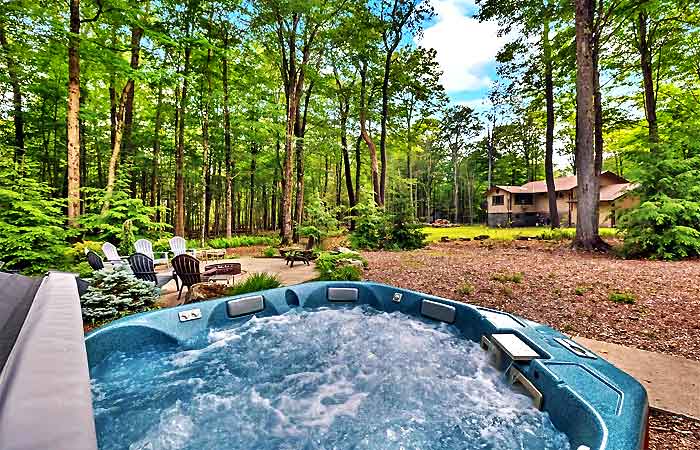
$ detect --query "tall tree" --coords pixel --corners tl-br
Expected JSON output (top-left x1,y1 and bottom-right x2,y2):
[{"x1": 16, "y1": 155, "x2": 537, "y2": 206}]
[
  {"x1": 377, "y1": 0, "x2": 431, "y2": 205},
  {"x1": 0, "y1": 23, "x2": 24, "y2": 165},
  {"x1": 573, "y1": 0, "x2": 606, "y2": 249}
]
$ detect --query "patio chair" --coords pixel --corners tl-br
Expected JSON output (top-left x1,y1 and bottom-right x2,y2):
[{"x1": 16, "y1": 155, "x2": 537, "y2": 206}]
[
  {"x1": 128, "y1": 253, "x2": 173, "y2": 288},
  {"x1": 85, "y1": 250, "x2": 105, "y2": 271},
  {"x1": 171, "y1": 253, "x2": 202, "y2": 302},
  {"x1": 169, "y1": 236, "x2": 196, "y2": 258},
  {"x1": 134, "y1": 239, "x2": 169, "y2": 266},
  {"x1": 102, "y1": 242, "x2": 125, "y2": 266}
]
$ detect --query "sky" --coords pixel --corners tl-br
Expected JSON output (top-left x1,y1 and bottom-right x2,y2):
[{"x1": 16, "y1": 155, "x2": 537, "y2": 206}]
[{"x1": 415, "y1": 0, "x2": 507, "y2": 111}]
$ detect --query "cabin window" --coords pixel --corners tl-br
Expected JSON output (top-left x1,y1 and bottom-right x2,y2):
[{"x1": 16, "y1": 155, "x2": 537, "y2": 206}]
[
  {"x1": 514, "y1": 193, "x2": 534, "y2": 205},
  {"x1": 491, "y1": 195, "x2": 504, "y2": 206}
]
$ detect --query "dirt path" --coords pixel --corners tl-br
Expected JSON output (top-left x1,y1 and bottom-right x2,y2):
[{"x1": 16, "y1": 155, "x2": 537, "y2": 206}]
[{"x1": 363, "y1": 240, "x2": 700, "y2": 362}]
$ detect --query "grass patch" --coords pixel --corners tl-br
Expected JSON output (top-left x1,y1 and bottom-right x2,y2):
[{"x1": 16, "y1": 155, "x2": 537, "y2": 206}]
[
  {"x1": 608, "y1": 290, "x2": 636, "y2": 304},
  {"x1": 574, "y1": 285, "x2": 589, "y2": 296},
  {"x1": 315, "y1": 252, "x2": 367, "y2": 281},
  {"x1": 457, "y1": 281, "x2": 475, "y2": 296},
  {"x1": 226, "y1": 273, "x2": 282, "y2": 296},
  {"x1": 421, "y1": 225, "x2": 618, "y2": 242},
  {"x1": 491, "y1": 271, "x2": 523, "y2": 283}
]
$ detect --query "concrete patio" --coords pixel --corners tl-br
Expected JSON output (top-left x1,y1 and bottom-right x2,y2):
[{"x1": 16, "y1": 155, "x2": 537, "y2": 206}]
[
  {"x1": 574, "y1": 336, "x2": 700, "y2": 420},
  {"x1": 156, "y1": 256, "x2": 317, "y2": 308}
]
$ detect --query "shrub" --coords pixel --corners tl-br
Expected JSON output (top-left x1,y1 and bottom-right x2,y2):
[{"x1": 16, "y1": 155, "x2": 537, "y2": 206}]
[
  {"x1": 0, "y1": 160, "x2": 74, "y2": 274},
  {"x1": 119, "y1": 219, "x2": 136, "y2": 255},
  {"x1": 80, "y1": 182, "x2": 168, "y2": 243},
  {"x1": 574, "y1": 286, "x2": 588, "y2": 296},
  {"x1": 80, "y1": 266, "x2": 160, "y2": 324},
  {"x1": 619, "y1": 149, "x2": 700, "y2": 260},
  {"x1": 491, "y1": 271, "x2": 523, "y2": 283},
  {"x1": 608, "y1": 290, "x2": 636, "y2": 304},
  {"x1": 315, "y1": 252, "x2": 367, "y2": 281},
  {"x1": 349, "y1": 199, "x2": 425, "y2": 251},
  {"x1": 261, "y1": 246, "x2": 277, "y2": 257},
  {"x1": 75, "y1": 261, "x2": 95, "y2": 279},
  {"x1": 226, "y1": 273, "x2": 282, "y2": 296},
  {"x1": 208, "y1": 235, "x2": 279, "y2": 249}
]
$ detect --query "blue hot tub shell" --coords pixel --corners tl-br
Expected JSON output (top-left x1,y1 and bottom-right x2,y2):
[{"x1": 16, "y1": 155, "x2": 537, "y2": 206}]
[{"x1": 86, "y1": 281, "x2": 649, "y2": 450}]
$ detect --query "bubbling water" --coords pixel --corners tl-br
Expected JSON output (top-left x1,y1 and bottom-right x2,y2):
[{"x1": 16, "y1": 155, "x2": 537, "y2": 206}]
[{"x1": 91, "y1": 305, "x2": 571, "y2": 450}]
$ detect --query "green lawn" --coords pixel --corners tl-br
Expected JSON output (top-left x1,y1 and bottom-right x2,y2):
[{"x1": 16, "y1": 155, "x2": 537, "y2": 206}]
[{"x1": 420, "y1": 225, "x2": 620, "y2": 242}]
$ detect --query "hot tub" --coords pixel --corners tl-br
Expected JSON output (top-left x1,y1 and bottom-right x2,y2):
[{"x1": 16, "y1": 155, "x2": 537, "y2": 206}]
[{"x1": 85, "y1": 281, "x2": 649, "y2": 450}]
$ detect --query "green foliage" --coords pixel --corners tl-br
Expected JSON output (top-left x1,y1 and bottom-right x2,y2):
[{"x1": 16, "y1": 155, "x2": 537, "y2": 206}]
[
  {"x1": 302, "y1": 197, "x2": 341, "y2": 237},
  {"x1": 619, "y1": 151, "x2": 700, "y2": 260},
  {"x1": 208, "y1": 235, "x2": 280, "y2": 249},
  {"x1": 349, "y1": 199, "x2": 426, "y2": 250},
  {"x1": 80, "y1": 266, "x2": 160, "y2": 323},
  {"x1": 457, "y1": 281, "x2": 474, "y2": 296},
  {"x1": 80, "y1": 184, "x2": 168, "y2": 244},
  {"x1": 297, "y1": 225, "x2": 322, "y2": 242},
  {"x1": 226, "y1": 273, "x2": 282, "y2": 296},
  {"x1": 261, "y1": 246, "x2": 277, "y2": 257},
  {"x1": 491, "y1": 271, "x2": 523, "y2": 283},
  {"x1": 315, "y1": 251, "x2": 367, "y2": 281},
  {"x1": 75, "y1": 261, "x2": 95, "y2": 279},
  {"x1": 119, "y1": 220, "x2": 136, "y2": 255},
  {"x1": 574, "y1": 286, "x2": 588, "y2": 296},
  {"x1": 608, "y1": 290, "x2": 636, "y2": 304},
  {"x1": 0, "y1": 159, "x2": 74, "y2": 274}
]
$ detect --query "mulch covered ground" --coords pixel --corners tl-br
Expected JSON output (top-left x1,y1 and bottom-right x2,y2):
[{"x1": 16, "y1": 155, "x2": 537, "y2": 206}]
[
  {"x1": 363, "y1": 240, "x2": 700, "y2": 450},
  {"x1": 363, "y1": 240, "x2": 700, "y2": 362}
]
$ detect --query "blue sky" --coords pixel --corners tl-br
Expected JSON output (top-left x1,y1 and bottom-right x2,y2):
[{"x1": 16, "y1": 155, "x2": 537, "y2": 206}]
[{"x1": 415, "y1": 0, "x2": 506, "y2": 110}]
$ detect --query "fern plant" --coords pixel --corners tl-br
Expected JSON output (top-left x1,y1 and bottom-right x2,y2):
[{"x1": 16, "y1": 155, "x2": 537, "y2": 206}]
[{"x1": 0, "y1": 158, "x2": 73, "y2": 274}]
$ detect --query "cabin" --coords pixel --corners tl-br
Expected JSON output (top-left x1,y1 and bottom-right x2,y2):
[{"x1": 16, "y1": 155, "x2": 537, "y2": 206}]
[{"x1": 485, "y1": 171, "x2": 637, "y2": 228}]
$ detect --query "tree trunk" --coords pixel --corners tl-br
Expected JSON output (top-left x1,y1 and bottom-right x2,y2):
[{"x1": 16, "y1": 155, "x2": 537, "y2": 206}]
[
  {"x1": 123, "y1": 24, "x2": 143, "y2": 197},
  {"x1": 543, "y1": 10, "x2": 560, "y2": 228},
  {"x1": 293, "y1": 82, "x2": 313, "y2": 243},
  {"x1": 0, "y1": 25, "x2": 25, "y2": 165},
  {"x1": 359, "y1": 61, "x2": 381, "y2": 206},
  {"x1": 573, "y1": 0, "x2": 607, "y2": 250},
  {"x1": 335, "y1": 73, "x2": 355, "y2": 211},
  {"x1": 452, "y1": 145, "x2": 459, "y2": 223},
  {"x1": 222, "y1": 33, "x2": 233, "y2": 238},
  {"x1": 175, "y1": 46, "x2": 190, "y2": 237},
  {"x1": 378, "y1": 48, "x2": 394, "y2": 205},
  {"x1": 103, "y1": 82, "x2": 133, "y2": 210},
  {"x1": 637, "y1": 11, "x2": 659, "y2": 144},
  {"x1": 150, "y1": 84, "x2": 162, "y2": 208},
  {"x1": 66, "y1": 0, "x2": 81, "y2": 226},
  {"x1": 200, "y1": 45, "x2": 212, "y2": 246},
  {"x1": 248, "y1": 144, "x2": 257, "y2": 234},
  {"x1": 272, "y1": 134, "x2": 280, "y2": 231}
]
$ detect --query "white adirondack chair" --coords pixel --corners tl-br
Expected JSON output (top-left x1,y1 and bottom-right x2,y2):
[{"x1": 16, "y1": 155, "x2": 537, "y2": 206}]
[
  {"x1": 134, "y1": 239, "x2": 169, "y2": 267},
  {"x1": 102, "y1": 242, "x2": 125, "y2": 266},
  {"x1": 169, "y1": 236, "x2": 196, "y2": 258}
]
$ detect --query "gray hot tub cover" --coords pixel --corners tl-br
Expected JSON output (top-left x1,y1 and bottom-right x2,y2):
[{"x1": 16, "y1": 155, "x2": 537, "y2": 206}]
[{"x1": 0, "y1": 272, "x2": 98, "y2": 450}]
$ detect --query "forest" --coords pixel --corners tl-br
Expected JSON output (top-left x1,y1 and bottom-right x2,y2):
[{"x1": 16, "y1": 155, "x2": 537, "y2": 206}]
[{"x1": 2, "y1": 0, "x2": 700, "y2": 273}]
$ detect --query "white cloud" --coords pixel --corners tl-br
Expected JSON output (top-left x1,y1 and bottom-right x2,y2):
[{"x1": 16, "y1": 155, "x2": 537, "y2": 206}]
[{"x1": 416, "y1": 0, "x2": 506, "y2": 93}]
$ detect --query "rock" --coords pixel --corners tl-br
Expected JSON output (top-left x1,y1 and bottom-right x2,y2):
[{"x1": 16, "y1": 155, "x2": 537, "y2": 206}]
[
  {"x1": 459, "y1": 237, "x2": 471, "y2": 241},
  {"x1": 474, "y1": 235, "x2": 490, "y2": 241},
  {"x1": 189, "y1": 282, "x2": 229, "y2": 302},
  {"x1": 333, "y1": 246, "x2": 355, "y2": 254},
  {"x1": 440, "y1": 236, "x2": 451, "y2": 242}
]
